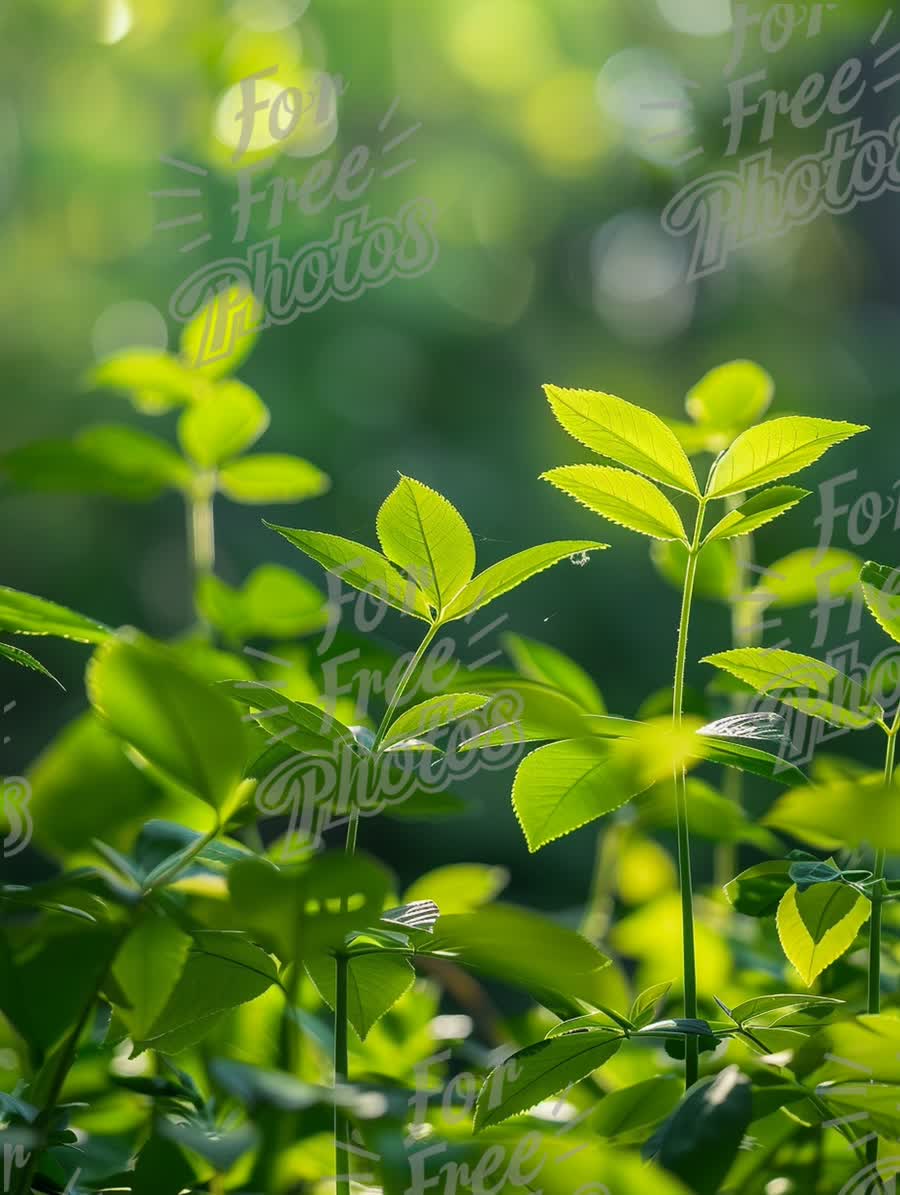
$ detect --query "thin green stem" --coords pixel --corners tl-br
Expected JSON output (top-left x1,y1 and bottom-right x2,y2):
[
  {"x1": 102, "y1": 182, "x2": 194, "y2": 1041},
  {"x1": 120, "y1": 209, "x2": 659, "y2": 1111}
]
[
  {"x1": 186, "y1": 474, "x2": 216, "y2": 627},
  {"x1": 343, "y1": 621, "x2": 441, "y2": 858},
  {"x1": 866, "y1": 720, "x2": 898, "y2": 1173},
  {"x1": 334, "y1": 952, "x2": 350, "y2": 1195},
  {"x1": 673, "y1": 497, "x2": 707, "y2": 1091},
  {"x1": 142, "y1": 820, "x2": 220, "y2": 895}
]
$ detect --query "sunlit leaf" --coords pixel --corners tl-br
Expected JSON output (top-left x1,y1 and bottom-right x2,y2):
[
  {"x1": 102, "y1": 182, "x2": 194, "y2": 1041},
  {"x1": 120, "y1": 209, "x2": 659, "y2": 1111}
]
[
  {"x1": 306, "y1": 951, "x2": 414, "y2": 1040},
  {"x1": 87, "y1": 350, "x2": 207, "y2": 412},
  {"x1": 724, "y1": 861, "x2": 793, "y2": 917},
  {"x1": 542, "y1": 465, "x2": 688, "y2": 541},
  {"x1": 776, "y1": 882, "x2": 870, "y2": 986},
  {"x1": 703, "y1": 486, "x2": 809, "y2": 544},
  {"x1": 651, "y1": 539, "x2": 739, "y2": 603},
  {"x1": 0, "y1": 641, "x2": 61, "y2": 686},
  {"x1": 219, "y1": 455, "x2": 330, "y2": 503},
  {"x1": 112, "y1": 913, "x2": 192, "y2": 1040},
  {"x1": 381, "y1": 693, "x2": 489, "y2": 749},
  {"x1": 685, "y1": 360, "x2": 774, "y2": 432},
  {"x1": 178, "y1": 380, "x2": 269, "y2": 467},
  {"x1": 861, "y1": 559, "x2": 900, "y2": 644},
  {"x1": 702, "y1": 647, "x2": 883, "y2": 730},
  {"x1": 0, "y1": 586, "x2": 109, "y2": 643},
  {"x1": 764, "y1": 777, "x2": 900, "y2": 852},
  {"x1": 751, "y1": 547, "x2": 862, "y2": 609},
  {"x1": 502, "y1": 632, "x2": 606, "y2": 713},
  {"x1": 403, "y1": 863, "x2": 509, "y2": 913},
  {"x1": 544, "y1": 385, "x2": 700, "y2": 495},
  {"x1": 705, "y1": 416, "x2": 867, "y2": 498},
  {"x1": 444, "y1": 541, "x2": 608, "y2": 621},
  {"x1": 179, "y1": 284, "x2": 261, "y2": 377}
]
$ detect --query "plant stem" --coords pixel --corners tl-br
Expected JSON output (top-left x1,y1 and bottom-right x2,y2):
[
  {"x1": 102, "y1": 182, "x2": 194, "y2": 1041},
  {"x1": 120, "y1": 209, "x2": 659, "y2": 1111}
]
[
  {"x1": 865, "y1": 718, "x2": 898, "y2": 1172},
  {"x1": 673, "y1": 498, "x2": 707, "y2": 1091},
  {"x1": 333, "y1": 952, "x2": 350, "y2": 1195},
  {"x1": 343, "y1": 621, "x2": 441, "y2": 858},
  {"x1": 186, "y1": 475, "x2": 216, "y2": 619}
]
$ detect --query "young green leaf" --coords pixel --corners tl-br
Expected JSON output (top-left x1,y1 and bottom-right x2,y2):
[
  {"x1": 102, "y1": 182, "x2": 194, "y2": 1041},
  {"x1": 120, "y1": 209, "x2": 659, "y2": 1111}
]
[
  {"x1": 776, "y1": 882, "x2": 870, "y2": 986},
  {"x1": 702, "y1": 647, "x2": 883, "y2": 730},
  {"x1": 376, "y1": 476, "x2": 475, "y2": 611},
  {"x1": 474, "y1": 1030, "x2": 622, "y2": 1130},
  {"x1": 544, "y1": 385, "x2": 700, "y2": 495},
  {"x1": 630, "y1": 981, "x2": 674, "y2": 1028},
  {"x1": 512, "y1": 737, "x2": 653, "y2": 851},
  {"x1": 750, "y1": 547, "x2": 862, "y2": 608},
  {"x1": 503, "y1": 632, "x2": 606, "y2": 713},
  {"x1": 705, "y1": 416, "x2": 867, "y2": 499},
  {"x1": 685, "y1": 360, "x2": 774, "y2": 432},
  {"x1": 764, "y1": 778, "x2": 900, "y2": 852},
  {"x1": 87, "y1": 631, "x2": 248, "y2": 811},
  {"x1": 87, "y1": 349, "x2": 207, "y2": 411},
  {"x1": 0, "y1": 641, "x2": 61, "y2": 686},
  {"x1": 112, "y1": 913, "x2": 193, "y2": 1040},
  {"x1": 724, "y1": 861, "x2": 793, "y2": 917},
  {"x1": 264, "y1": 524, "x2": 430, "y2": 620},
  {"x1": 730, "y1": 993, "x2": 842, "y2": 1028},
  {"x1": 651, "y1": 539, "x2": 739, "y2": 603},
  {"x1": 306, "y1": 951, "x2": 414, "y2": 1040},
  {"x1": 861, "y1": 560, "x2": 900, "y2": 643},
  {"x1": 695, "y1": 735, "x2": 805, "y2": 785},
  {"x1": 542, "y1": 465, "x2": 688, "y2": 542},
  {"x1": 380, "y1": 693, "x2": 489, "y2": 749},
  {"x1": 0, "y1": 586, "x2": 109, "y2": 643},
  {"x1": 179, "y1": 283, "x2": 261, "y2": 377},
  {"x1": 177, "y1": 380, "x2": 269, "y2": 468},
  {"x1": 702, "y1": 486, "x2": 809, "y2": 545},
  {"x1": 403, "y1": 863, "x2": 509, "y2": 913},
  {"x1": 592, "y1": 1075, "x2": 682, "y2": 1143},
  {"x1": 443, "y1": 541, "x2": 608, "y2": 621},
  {"x1": 219, "y1": 455, "x2": 330, "y2": 503},
  {"x1": 198, "y1": 565, "x2": 328, "y2": 641},
  {"x1": 220, "y1": 679, "x2": 357, "y2": 755}
]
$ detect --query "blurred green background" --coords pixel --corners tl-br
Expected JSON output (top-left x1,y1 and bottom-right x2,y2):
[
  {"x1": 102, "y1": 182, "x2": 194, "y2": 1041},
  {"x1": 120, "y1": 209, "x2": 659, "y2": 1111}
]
[{"x1": 3, "y1": 0, "x2": 900, "y2": 906}]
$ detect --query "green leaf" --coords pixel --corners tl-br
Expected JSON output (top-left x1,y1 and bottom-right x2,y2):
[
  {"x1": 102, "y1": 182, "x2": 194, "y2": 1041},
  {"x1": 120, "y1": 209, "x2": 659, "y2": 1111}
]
[
  {"x1": 381, "y1": 693, "x2": 488, "y2": 749},
  {"x1": 503, "y1": 632, "x2": 605, "y2": 713},
  {"x1": 702, "y1": 647, "x2": 883, "y2": 730},
  {"x1": 512, "y1": 737, "x2": 654, "y2": 851},
  {"x1": 264, "y1": 523, "x2": 430, "y2": 620},
  {"x1": 751, "y1": 547, "x2": 862, "y2": 608},
  {"x1": 730, "y1": 993, "x2": 842, "y2": 1028},
  {"x1": 133, "y1": 931, "x2": 277, "y2": 1054},
  {"x1": 593, "y1": 1075, "x2": 682, "y2": 1144},
  {"x1": 198, "y1": 565, "x2": 328, "y2": 641},
  {"x1": 630, "y1": 981, "x2": 674, "y2": 1028},
  {"x1": 703, "y1": 486, "x2": 809, "y2": 545},
  {"x1": 695, "y1": 736, "x2": 806, "y2": 785},
  {"x1": 423, "y1": 904, "x2": 610, "y2": 1006},
  {"x1": 2, "y1": 425, "x2": 190, "y2": 500},
  {"x1": 724, "y1": 861, "x2": 793, "y2": 917},
  {"x1": 0, "y1": 586, "x2": 109, "y2": 643},
  {"x1": 228, "y1": 851, "x2": 393, "y2": 959},
  {"x1": 685, "y1": 360, "x2": 774, "y2": 431},
  {"x1": 132, "y1": 1135, "x2": 197, "y2": 1195},
  {"x1": 651, "y1": 539, "x2": 739, "y2": 603},
  {"x1": 306, "y1": 951, "x2": 414, "y2": 1040},
  {"x1": 444, "y1": 541, "x2": 608, "y2": 621},
  {"x1": 178, "y1": 380, "x2": 269, "y2": 467},
  {"x1": 474, "y1": 1029, "x2": 622, "y2": 1129},
  {"x1": 647, "y1": 1066, "x2": 752, "y2": 1195},
  {"x1": 112, "y1": 913, "x2": 192, "y2": 1039},
  {"x1": 544, "y1": 384, "x2": 700, "y2": 495},
  {"x1": 861, "y1": 559, "x2": 900, "y2": 644},
  {"x1": 219, "y1": 455, "x2": 330, "y2": 503},
  {"x1": 0, "y1": 641, "x2": 60, "y2": 685},
  {"x1": 705, "y1": 416, "x2": 867, "y2": 499},
  {"x1": 88, "y1": 349, "x2": 207, "y2": 411},
  {"x1": 403, "y1": 863, "x2": 509, "y2": 912},
  {"x1": 637, "y1": 778, "x2": 779, "y2": 852},
  {"x1": 764, "y1": 777, "x2": 900, "y2": 852},
  {"x1": 376, "y1": 476, "x2": 476, "y2": 612},
  {"x1": 775, "y1": 882, "x2": 870, "y2": 986},
  {"x1": 816, "y1": 1081, "x2": 900, "y2": 1141},
  {"x1": 542, "y1": 465, "x2": 688, "y2": 542},
  {"x1": 87, "y1": 631, "x2": 248, "y2": 811},
  {"x1": 179, "y1": 283, "x2": 261, "y2": 377},
  {"x1": 220, "y1": 679, "x2": 356, "y2": 755}
]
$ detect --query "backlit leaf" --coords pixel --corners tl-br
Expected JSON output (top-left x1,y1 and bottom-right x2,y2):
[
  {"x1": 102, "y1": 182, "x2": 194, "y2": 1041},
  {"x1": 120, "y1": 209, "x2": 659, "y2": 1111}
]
[
  {"x1": 403, "y1": 863, "x2": 509, "y2": 912},
  {"x1": 751, "y1": 547, "x2": 862, "y2": 608},
  {"x1": 179, "y1": 284, "x2": 261, "y2": 377},
  {"x1": 705, "y1": 416, "x2": 866, "y2": 499},
  {"x1": 703, "y1": 486, "x2": 809, "y2": 545},
  {"x1": 444, "y1": 541, "x2": 608, "y2": 621},
  {"x1": 0, "y1": 586, "x2": 109, "y2": 643},
  {"x1": 702, "y1": 647, "x2": 882, "y2": 730},
  {"x1": 0, "y1": 642, "x2": 60, "y2": 685},
  {"x1": 88, "y1": 349, "x2": 207, "y2": 411},
  {"x1": 112, "y1": 913, "x2": 192, "y2": 1039},
  {"x1": 178, "y1": 380, "x2": 269, "y2": 467},
  {"x1": 861, "y1": 559, "x2": 900, "y2": 644},
  {"x1": 380, "y1": 693, "x2": 489, "y2": 749},
  {"x1": 776, "y1": 882, "x2": 870, "y2": 986},
  {"x1": 306, "y1": 951, "x2": 414, "y2": 1040},
  {"x1": 685, "y1": 360, "x2": 774, "y2": 431},
  {"x1": 764, "y1": 777, "x2": 900, "y2": 852},
  {"x1": 544, "y1": 385, "x2": 699, "y2": 495},
  {"x1": 503, "y1": 632, "x2": 606, "y2": 713},
  {"x1": 651, "y1": 539, "x2": 738, "y2": 603},
  {"x1": 220, "y1": 455, "x2": 330, "y2": 503},
  {"x1": 542, "y1": 465, "x2": 688, "y2": 541},
  {"x1": 376, "y1": 476, "x2": 475, "y2": 611},
  {"x1": 724, "y1": 861, "x2": 793, "y2": 917}
]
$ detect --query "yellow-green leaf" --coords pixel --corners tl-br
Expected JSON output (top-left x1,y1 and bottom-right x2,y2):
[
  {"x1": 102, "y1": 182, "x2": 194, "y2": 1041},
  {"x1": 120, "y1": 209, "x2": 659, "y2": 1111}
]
[
  {"x1": 706, "y1": 416, "x2": 867, "y2": 498},
  {"x1": 178, "y1": 381, "x2": 269, "y2": 468},
  {"x1": 544, "y1": 385, "x2": 699, "y2": 495},
  {"x1": 861, "y1": 560, "x2": 900, "y2": 644},
  {"x1": 542, "y1": 465, "x2": 687, "y2": 542},
  {"x1": 750, "y1": 548, "x2": 862, "y2": 609},
  {"x1": 686, "y1": 360, "x2": 774, "y2": 431},
  {"x1": 179, "y1": 284, "x2": 262, "y2": 378},
  {"x1": 376, "y1": 476, "x2": 475, "y2": 611},
  {"x1": 776, "y1": 882, "x2": 870, "y2": 986},
  {"x1": 703, "y1": 486, "x2": 809, "y2": 545},
  {"x1": 218, "y1": 454, "x2": 329, "y2": 504}
]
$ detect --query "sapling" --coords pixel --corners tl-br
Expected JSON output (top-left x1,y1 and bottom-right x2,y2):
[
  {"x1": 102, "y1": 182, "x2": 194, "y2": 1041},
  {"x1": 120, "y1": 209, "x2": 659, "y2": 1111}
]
[{"x1": 536, "y1": 380, "x2": 865, "y2": 1087}]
